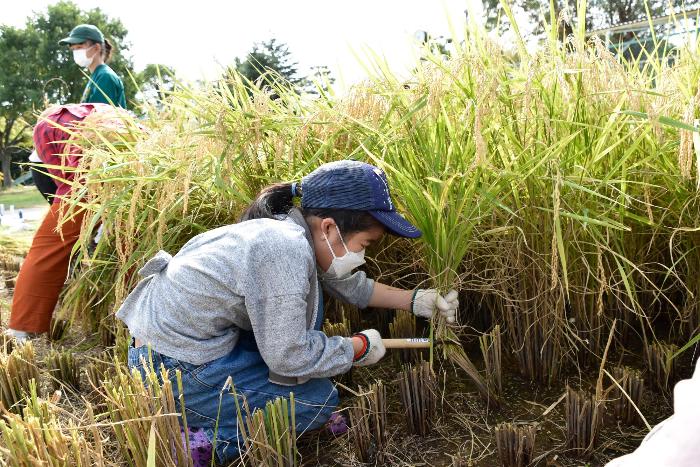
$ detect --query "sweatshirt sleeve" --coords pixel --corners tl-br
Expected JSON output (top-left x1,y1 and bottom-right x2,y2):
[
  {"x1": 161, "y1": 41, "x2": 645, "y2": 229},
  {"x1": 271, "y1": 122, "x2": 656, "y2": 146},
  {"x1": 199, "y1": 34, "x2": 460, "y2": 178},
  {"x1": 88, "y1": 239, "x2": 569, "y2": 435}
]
[
  {"x1": 246, "y1": 294, "x2": 354, "y2": 378},
  {"x1": 321, "y1": 270, "x2": 375, "y2": 309},
  {"x1": 240, "y1": 227, "x2": 354, "y2": 378}
]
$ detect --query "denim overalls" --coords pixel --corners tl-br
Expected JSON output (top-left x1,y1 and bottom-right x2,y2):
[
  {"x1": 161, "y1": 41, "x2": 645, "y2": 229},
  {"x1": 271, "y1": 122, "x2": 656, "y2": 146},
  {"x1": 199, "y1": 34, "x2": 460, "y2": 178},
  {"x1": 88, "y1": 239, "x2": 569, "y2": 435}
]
[{"x1": 127, "y1": 283, "x2": 337, "y2": 463}]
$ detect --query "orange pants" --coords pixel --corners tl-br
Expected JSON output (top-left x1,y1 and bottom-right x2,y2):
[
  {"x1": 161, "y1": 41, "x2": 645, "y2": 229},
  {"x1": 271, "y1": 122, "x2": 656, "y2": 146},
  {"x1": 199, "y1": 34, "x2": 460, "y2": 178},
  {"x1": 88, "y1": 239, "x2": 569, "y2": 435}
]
[{"x1": 9, "y1": 203, "x2": 85, "y2": 333}]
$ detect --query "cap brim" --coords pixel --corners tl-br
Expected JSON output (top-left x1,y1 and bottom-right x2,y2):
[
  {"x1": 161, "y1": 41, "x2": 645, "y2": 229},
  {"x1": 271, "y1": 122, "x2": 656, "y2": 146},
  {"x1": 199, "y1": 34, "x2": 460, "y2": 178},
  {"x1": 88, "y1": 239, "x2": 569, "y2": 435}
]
[
  {"x1": 369, "y1": 210, "x2": 422, "y2": 238},
  {"x1": 58, "y1": 36, "x2": 84, "y2": 45}
]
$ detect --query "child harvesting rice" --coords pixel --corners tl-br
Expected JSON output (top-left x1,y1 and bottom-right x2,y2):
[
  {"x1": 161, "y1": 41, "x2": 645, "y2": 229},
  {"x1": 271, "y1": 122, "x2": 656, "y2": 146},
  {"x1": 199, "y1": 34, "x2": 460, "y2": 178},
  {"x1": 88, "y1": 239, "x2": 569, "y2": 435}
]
[{"x1": 117, "y1": 160, "x2": 458, "y2": 463}]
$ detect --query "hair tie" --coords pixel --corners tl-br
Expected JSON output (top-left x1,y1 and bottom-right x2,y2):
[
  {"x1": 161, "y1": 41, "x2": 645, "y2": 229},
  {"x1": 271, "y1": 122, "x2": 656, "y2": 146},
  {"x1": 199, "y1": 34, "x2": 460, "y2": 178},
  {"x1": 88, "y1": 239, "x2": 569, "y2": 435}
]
[{"x1": 291, "y1": 182, "x2": 299, "y2": 198}]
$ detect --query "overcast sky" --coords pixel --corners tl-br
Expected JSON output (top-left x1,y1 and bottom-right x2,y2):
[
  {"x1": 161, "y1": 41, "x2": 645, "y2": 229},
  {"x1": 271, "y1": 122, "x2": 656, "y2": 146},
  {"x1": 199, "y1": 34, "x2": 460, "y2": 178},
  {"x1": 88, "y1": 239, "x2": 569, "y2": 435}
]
[{"x1": 3, "y1": 0, "x2": 488, "y2": 89}]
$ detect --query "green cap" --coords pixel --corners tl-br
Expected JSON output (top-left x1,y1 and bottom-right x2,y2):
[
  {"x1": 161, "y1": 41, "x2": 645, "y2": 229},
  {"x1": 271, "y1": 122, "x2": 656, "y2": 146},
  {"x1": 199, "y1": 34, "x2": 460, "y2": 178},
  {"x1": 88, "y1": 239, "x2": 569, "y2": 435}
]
[{"x1": 58, "y1": 24, "x2": 104, "y2": 46}]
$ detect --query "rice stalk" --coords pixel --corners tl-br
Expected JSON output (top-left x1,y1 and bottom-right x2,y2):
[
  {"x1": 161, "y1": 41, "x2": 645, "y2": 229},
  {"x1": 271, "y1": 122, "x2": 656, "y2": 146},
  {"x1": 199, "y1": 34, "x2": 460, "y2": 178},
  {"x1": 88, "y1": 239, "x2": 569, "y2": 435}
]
[
  {"x1": 389, "y1": 309, "x2": 419, "y2": 363},
  {"x1": 645, "y1": 341, "x2": 678, "y2": 393},
  {"x1": 494, "y1": 422, "x2": 536, "y2": 467},
  {"x1": 101, "y1": 359, "x2": 192, "y2": 467},
  {"x1": 233, "y1": 388, "x2": 299, "y2": 467},
  {"x1": 609, "y1": 366, "x2": 645, "y2": 425},
  {"x1": 0, "y1": 381, "x2": 105, "y2": 466},
  {"x1": 479, "y1": 324, "x2": 502, "y2": 397},
  {"x1": 397, "y1": 361, "x2": 437, "y2": 436},
  {"x1": 565, "y1": 386, "x2": 603, "y2": 458},
  {"x1": 0, "y1": 341, "x2": 39, "y2": 413},
  {"x1": 349, "y1": 381, "x2": 388, "y2": 463},
  {"x1": 46, "y1": 348, "x2": 80, "y2": 391}
]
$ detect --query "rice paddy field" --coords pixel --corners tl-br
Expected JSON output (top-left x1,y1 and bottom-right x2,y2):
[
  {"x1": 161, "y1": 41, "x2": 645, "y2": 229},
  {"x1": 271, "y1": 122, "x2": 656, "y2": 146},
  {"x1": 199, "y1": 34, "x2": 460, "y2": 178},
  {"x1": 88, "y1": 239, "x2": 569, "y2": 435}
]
[{"x1": 2, "y1": 8, "x2": 700, "y2": 466}]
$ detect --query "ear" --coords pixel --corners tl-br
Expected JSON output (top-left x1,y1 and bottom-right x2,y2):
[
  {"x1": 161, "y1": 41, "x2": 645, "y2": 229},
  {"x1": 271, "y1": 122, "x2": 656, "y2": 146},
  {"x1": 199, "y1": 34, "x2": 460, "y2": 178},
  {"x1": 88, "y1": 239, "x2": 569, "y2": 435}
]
[{"x1": 319, "y1": 218, "x2": 336, "y2": 239}]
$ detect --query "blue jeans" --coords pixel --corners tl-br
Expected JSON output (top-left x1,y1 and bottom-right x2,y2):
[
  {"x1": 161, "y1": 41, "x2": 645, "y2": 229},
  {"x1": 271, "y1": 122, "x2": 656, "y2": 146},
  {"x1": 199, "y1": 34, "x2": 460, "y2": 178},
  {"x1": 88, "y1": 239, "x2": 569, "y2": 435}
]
[{"x1": 127, "y1": 291, "x2": 337, "y2": 462}]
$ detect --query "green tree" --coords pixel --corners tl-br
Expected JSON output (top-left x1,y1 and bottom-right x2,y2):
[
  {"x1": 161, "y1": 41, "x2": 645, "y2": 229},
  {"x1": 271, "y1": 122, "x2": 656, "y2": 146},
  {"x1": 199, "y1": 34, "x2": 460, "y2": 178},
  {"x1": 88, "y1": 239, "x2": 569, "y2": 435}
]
[
  {"x1": 481, "y1": 1, "x2": 699, "y2": 37},
  {"x1": 232, "y1": 39, "x2": 311, "y2": 93},
  {"x1": 0, "y1": 0, "x2": 134, "y2": 188},
  {"x1": 137, "y1": 64, "x2": 178, "y2": 108}
]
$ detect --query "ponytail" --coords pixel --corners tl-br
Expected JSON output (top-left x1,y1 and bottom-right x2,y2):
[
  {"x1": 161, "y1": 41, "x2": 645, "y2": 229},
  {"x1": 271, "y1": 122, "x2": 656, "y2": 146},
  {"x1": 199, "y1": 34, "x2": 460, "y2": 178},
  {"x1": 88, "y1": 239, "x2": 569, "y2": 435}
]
[
  {"x1": 239, "y1": 182, "x2": 380, "y2": 236},
  {"x1": 102, "y1": 38, "x2": 114, "y2": 63},
  {"x1": 239, "y1": 183, "x2": 296, "y2": 221}
]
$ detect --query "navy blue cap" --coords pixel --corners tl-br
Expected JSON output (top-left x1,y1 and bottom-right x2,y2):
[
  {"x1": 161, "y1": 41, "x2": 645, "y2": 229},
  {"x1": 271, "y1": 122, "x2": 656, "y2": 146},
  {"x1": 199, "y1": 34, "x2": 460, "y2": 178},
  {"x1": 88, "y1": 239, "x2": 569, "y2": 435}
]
[{"x1": 301, "y1": 160, "x2": 421, "y2": 238}]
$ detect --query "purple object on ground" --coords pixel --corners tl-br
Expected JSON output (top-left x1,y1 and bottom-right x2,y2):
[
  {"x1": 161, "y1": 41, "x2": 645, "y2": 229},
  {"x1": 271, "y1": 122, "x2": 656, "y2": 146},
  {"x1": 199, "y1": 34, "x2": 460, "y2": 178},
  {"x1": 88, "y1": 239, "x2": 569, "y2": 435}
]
[
  {"x1": 181, "y1": 427, "x2": 213, "y2": 466},
  {"x1": 326, "y1": 412, "x2": 349, "y2": 435}
]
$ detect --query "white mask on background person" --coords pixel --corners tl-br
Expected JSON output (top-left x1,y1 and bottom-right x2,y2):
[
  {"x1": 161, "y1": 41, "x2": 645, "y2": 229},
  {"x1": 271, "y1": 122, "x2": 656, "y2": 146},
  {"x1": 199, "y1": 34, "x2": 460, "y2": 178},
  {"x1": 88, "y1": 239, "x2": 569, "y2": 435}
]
[
  {"x1": 322, "y1": 225, "x2": 366, "y2": 279},
  {"x1": 72, "y1": 47, "x2": 93, "y2": 68}
]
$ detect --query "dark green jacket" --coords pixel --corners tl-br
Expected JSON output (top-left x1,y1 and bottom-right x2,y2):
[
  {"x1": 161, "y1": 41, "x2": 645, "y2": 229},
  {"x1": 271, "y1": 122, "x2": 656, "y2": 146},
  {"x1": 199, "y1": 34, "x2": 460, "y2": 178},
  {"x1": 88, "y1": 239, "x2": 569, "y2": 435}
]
[{"x1": 81, "y1": 64, "x2": 126, "y2": 108}]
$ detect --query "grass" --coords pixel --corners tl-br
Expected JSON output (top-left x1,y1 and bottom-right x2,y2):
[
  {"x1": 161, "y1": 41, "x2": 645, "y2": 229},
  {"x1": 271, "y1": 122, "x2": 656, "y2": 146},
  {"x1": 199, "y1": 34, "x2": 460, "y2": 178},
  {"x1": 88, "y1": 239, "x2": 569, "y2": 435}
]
[{"x1": 0, "y1": 186, "x2": 46, "y2": 209}]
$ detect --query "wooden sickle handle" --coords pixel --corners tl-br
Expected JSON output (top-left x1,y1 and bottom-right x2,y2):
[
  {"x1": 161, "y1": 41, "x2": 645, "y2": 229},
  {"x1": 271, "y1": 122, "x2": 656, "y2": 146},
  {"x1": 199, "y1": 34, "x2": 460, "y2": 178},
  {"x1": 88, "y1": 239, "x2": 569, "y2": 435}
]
[{"x1": 382, "y1": 338, "x2": 431, "y2": 349}]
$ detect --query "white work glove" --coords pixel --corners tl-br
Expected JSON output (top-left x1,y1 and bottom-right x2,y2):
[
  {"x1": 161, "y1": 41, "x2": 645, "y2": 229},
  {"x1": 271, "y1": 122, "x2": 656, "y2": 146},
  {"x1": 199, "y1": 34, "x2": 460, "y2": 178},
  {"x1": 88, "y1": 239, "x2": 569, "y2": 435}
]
[
  {"x1": 411, "y1": 289, "x2": 458, "y2": 324},
  {"x1": 350, "y1": 329, "x2": 386, "y2": 367}
]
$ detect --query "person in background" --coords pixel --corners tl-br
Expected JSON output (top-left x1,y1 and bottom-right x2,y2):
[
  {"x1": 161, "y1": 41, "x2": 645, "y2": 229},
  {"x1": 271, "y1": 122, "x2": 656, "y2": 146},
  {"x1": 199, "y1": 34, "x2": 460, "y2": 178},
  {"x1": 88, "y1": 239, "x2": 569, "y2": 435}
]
[
  {"x1": 59, "y1": 24, "x2": 127, "y2": 108},
  {"x1": 5, "y1": 103, "x2": 132, "y2": 342}
]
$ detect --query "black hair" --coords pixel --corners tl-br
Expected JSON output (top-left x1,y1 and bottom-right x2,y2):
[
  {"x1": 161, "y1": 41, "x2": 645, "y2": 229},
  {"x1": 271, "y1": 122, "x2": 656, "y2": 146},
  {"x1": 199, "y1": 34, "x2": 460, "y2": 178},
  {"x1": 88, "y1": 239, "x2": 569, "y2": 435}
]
[
  {"x1": 239, "y1": 183, "x2": 381, "y2": 235},
  {"x1": 86, "y1": 38, "x2": 114, "y2": 62}
]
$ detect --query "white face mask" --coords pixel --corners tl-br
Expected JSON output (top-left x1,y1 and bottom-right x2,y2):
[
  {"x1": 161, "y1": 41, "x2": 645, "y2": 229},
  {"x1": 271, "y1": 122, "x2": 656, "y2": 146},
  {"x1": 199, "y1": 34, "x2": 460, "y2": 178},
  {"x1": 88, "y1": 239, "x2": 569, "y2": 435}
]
[
  {"x1": 323, "y1": 225, "x2": 366, "y2": 279},
  {"x1": 72, "y1": 47, "x2": 94, "y2": 68}
]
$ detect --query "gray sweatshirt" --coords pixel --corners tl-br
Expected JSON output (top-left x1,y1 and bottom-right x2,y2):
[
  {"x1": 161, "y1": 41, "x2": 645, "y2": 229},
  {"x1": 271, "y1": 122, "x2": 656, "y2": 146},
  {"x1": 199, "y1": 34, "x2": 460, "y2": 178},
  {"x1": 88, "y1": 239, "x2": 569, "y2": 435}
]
[{"x1": 116, "y1": 209, "x2": 374, "y2": 381}]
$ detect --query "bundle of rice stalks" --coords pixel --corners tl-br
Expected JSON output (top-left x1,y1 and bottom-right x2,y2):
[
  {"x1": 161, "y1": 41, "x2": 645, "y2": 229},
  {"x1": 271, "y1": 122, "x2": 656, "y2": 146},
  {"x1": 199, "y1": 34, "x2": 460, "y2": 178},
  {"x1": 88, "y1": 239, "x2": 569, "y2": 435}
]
[
  {"x1": 494, "y1": 422, "x2": 537, "y2": 467},
  {"x1": 479, "y1": 324, "x2": 502, "y2": 397},
  {"x1": 46, "y1": 349, "x2": 80, "y2": 391},
  {"x1": 49, "y1": 318, "x2": 69, "y2": 342},
  {"x1": 565, "y1": 386, "x2": 603, "y2": 458},
  {"x1": 390, "y1": 310, "x2": 420, "y2": 363},
  {"x1": 0, "y1": 341, "x2": 39, "y2": 413},
  {"x1": 84, "y1": 351, "x2": 114, "y2": 389},
  {"x1": 610, "y1": 366, "x2": 644, "y2": 425},
  {"x1": 233, "y1": 389, "x2": 298, "y2": 467},
  {"x1": 0, "y1": 382, "x2": 104, "y2": 465},
  {"x1": 349, "y1": 381, "x2": 388, "y2": 463},
  {"x1": 397, "y1": 361, "x2": 437, "y2": 436},
  {"x1": 323, "y1": 316, "x2": 350, "y2": 337},
  {"x1": 645, "y1": 341, "x2": 678, "y2": 392},
  {"x1": 101, "y1": 361, "x2": 191, "y2": 467},
  {"x1": 0, "y1": 254, "x2": 22, "y2": 273}
]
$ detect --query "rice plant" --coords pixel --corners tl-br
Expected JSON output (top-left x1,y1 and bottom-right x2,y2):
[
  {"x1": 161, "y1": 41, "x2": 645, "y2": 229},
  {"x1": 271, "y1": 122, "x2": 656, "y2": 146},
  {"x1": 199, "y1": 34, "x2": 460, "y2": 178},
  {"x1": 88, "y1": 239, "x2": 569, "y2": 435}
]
[
  {"x1": 397, "y1": 361, "x2": 437, "y2": 436},
  {"x1": 233, "y1": 389, "x2": 299, "y2": 467},
  {"x1": 46, "y1": 348, "x2": 80, "y2": 391},
  {"x1": 349, "y1": 381, "x2": 387, "y2": 463},
  {"x1": 0, "y1": 381, "x2": 105, "y2": 465},
  {"x1": 494, "y1": 422, "x2": 537, "y2": 467},
  {"x1": 101, "y1": 359, "x2": 192, "y2": 467},
  {"x1": 0, "y1": 341, "x2": 39, "y2": 413}
]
